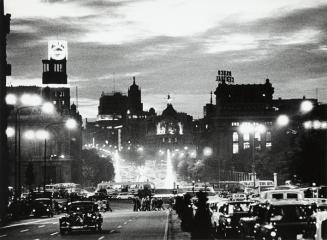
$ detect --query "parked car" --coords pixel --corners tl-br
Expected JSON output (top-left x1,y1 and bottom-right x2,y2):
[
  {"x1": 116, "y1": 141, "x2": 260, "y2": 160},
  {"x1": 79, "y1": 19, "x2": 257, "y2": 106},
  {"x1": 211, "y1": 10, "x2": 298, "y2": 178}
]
[
  {"x1": 32, "y1": 198, "x2": 54, "y2": 217},
  {"x1": 59, "y1": 201, "x2": 103, "y2": 234}
]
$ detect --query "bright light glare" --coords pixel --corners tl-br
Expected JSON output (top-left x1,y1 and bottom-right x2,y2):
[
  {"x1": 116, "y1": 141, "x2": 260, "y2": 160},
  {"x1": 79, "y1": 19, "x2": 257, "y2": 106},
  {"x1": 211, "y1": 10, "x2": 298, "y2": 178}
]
[
  {"x1": 255, "y1": 124, "x2": 266, "y2": 133},
  {"x1": 65, "y1": 118, "x2": 77, "y2": 129},
  {"x1": 313, "y1": 120, "x2": 321, "y2": 129},
  {"x1": 203, "y1": 147, "x2": 213, "y2": 157},
  {"x1": 239, "y1": 122, "x2": 254, "y2": 134},
  {"x1": 24, "y1": 130, "x2": 35, "y2": 140},
  {"x1": 276, "y1": 115, "x2": 289, "y2": 127},
  {"x1": 300, "y1": 100, "x2": 313, "y2": 113},
  {"x1": 21, "y1": 94, "x2": 42, "y2": 106},
  {"x1": 5, "y1": 94, "x2": 17, "y2": 105},
  {"x1": 41, "y1": 102, "x2": 55, "y2": 114},
  {"x1": 6, "y1": 127, "x2": 15, "y2": 137},
  {"x1": 35, "y1": 129, "x2": 49, "y2": 140},
  {"x1": 137, "y1": 147, "x2": 144, "y2": 152},
  {"x1": 303, "y1": 121, "x2": 312, "y2": 129}
]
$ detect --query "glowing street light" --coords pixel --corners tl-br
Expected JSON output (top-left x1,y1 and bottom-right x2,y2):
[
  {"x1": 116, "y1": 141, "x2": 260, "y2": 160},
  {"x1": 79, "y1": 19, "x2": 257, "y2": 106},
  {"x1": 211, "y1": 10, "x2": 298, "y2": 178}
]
[
  {"x1": 41, "y1": 102, "x2": 55, "y2": 114},
  {"x1": 5, "y1": 94, "x2": 17, "y2": 105},
  {"x1": 35, "y1": 129, "x2": 49, "y2": 140},
  {"x1": 6, "y1": 127, "x2": 15, "y2": 138},
  {"x1": 24, "y1": 130, "x2": 35, "y2": 140},
  {"x1": 276, "y1": 114, "x2": 290, "y2": 127},
  {"x1": 65, "y1": 118, "x2": 77, "y2": 129},
  {"x1": 300, "y1": 100, "x2": 313, "y2": 113},
  {"x1": 203, "y1": 146, "x2": 213, "y2": 157},
  {"x1": 20, "y1": 94, "x2": 42, "y2": 106}
]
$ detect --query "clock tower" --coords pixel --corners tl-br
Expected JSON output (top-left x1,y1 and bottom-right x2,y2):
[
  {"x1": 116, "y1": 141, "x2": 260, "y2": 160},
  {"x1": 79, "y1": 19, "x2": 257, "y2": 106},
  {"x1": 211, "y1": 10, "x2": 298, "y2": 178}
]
[{"x1": 42, "y1": 40, "x2": 68, "y2": 84}]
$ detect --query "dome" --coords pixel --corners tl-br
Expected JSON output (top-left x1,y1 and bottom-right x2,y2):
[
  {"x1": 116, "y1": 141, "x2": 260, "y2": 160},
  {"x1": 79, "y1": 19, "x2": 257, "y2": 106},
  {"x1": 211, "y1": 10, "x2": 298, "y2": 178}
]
[{"x1": 162, "y1": 104, "x2": 177, "y2": 117}]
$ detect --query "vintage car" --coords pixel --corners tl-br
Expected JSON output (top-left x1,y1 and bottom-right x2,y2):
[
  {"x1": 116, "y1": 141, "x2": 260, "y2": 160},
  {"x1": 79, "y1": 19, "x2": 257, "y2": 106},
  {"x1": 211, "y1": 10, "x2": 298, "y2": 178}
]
[
  {"x1": 32, "y1": 198, "x2": 54, "y2": 217},
  {"x1": 253, "y1": 200, "x2": 317, "y2": 240},
  {"x1": 59, "y1": 201, "x2": 103, "y2": 234},
  {"x1": 238, "y1": 202, "x2": 269, "y2": 239},
  {"x1": 215, "y1": 200, "x2": 254, "y2": 238}
]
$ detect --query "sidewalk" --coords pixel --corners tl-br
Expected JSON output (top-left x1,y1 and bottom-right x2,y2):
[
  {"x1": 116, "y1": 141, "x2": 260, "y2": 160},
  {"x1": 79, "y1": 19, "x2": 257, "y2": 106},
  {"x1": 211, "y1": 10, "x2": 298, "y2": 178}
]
[{"x1": 168, "y1": 210, "x2": 191, "y2": 240}]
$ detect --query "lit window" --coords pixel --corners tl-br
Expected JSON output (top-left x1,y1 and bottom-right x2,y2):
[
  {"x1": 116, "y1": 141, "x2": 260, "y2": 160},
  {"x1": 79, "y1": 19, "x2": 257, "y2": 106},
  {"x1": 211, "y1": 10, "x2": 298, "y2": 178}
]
[
  {"x1": 243, "y1": 133, "x2": 250, "y2": 142},
  {"x1": 266, "y1": 142, "x2": 272, "y2": 148},
  {"x1": 162, "y1": 138, "x2": 165, "y2": 143},
  {"x1": 244, "y1": 142, "x2": 250, "y2": 149},
  {"x1": 231, "y1": 122, "x2": 240, "y2": 126},
  {"x1": 232, "y1": 132, "x2": 238, "y2": 142},
  {"x1": 233, "y1": 143, "x2": 239, "y2": 154},
  {"x1": 266, "y1": 131, "x2": 271, "y2": 142},
  {"x1": 254, "y1": 132, "x2": 261, "y2": 141}
]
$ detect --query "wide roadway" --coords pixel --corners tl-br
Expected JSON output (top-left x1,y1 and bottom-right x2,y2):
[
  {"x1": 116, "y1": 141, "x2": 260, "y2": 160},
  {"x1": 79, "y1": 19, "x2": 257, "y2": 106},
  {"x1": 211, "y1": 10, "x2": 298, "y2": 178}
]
[{"x1": 0, "y1": 200, "x2": 169, "y2": 240}]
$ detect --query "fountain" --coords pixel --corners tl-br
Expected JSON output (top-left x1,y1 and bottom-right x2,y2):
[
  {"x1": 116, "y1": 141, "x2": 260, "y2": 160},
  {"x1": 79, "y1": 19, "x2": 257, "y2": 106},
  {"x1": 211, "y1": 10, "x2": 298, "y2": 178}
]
[{"x1": 165, "y1": 149, "x2": 176, "y2": 189}]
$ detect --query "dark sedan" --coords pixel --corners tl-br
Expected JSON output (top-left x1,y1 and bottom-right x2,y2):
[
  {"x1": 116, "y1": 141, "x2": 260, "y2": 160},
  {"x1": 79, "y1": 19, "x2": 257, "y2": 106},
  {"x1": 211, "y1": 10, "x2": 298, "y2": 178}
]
[{"x1": 59, "y1": 201, "x2": 103, "y2": 234}]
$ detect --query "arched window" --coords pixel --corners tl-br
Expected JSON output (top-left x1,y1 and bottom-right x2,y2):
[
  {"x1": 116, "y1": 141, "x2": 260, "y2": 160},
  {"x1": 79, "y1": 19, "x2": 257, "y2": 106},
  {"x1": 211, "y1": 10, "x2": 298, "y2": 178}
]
[{"x1": 233, "y1": 132, "x2": 238, "y2": 142}]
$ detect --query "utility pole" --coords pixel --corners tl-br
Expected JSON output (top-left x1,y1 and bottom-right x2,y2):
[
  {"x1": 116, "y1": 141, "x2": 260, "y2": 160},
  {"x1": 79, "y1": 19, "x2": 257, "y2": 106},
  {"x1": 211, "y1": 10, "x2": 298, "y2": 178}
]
[{"x1": 0, "y1": 0, "x2": 11, "y2": 221}]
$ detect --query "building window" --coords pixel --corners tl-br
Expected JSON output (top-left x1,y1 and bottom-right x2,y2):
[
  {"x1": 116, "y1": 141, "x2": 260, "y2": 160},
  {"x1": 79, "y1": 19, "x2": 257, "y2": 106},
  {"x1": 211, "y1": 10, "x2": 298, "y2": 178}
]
[
  {"x1": 175, "y1": 138, "x2": 177, "y2": 142},
  {"x1": 244, "y1": 142, "x2": 250, "y2": 149},
  {"x1": 231, "y1": 122, "x2": 239, "y2": 126},
  {"x1": 266, "y1": 142, "x2": 272, "y2": 149},
  {"x1": 162, "y1": 138, "x2": 165, "y2": 143},
  {"x1": 243, "y1": 133, "x2": 250, "y2": 142},
  {"x1": 233, "y1": 143, "x2": 239, "y2": 154},
  {"x1": 266, "y1": 131, "x2": 271, "y2": 142},
  {"x1": 232, "y1": 132, "x2": 238, "y2": 142},
  {"x1": 254, "y1": 132, "x2": 261, "y2": 141}
]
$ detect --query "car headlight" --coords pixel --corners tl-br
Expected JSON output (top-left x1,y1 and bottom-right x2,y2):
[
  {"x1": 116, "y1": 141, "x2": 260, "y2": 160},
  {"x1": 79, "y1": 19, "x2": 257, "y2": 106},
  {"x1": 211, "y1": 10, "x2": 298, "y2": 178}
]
[
  {"x1": 270, "y1": 231, "x2": 277, "y2": 237},
  {"x1": 32, "y1": 209, "x2": 36, "y2": 212},
  {"x1": 93, "y1": 216, "x2": 96, "y2": 219},
  {"x1": 46, "y1": 208, "x2": 49, "y2": 212},
  {"x1": 227, "y1": 218, "x2": 231, "y2": 223}
]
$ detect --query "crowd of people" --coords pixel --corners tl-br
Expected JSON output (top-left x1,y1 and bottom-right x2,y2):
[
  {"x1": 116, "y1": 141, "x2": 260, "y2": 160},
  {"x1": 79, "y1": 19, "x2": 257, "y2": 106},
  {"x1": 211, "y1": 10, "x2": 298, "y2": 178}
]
[
  {"x1": 174, "y1": 191, "x2": 212, "y2": 239},
  {"x1": 133, "y1": 196, "x2": 165, "y2": 211}
]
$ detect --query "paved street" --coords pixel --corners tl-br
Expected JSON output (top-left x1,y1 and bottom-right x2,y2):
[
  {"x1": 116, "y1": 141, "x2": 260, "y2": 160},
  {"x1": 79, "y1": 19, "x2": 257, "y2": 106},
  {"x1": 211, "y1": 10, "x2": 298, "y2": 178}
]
[{"x1": 0, "y1": 202, "x2": 169, "y2": 240}]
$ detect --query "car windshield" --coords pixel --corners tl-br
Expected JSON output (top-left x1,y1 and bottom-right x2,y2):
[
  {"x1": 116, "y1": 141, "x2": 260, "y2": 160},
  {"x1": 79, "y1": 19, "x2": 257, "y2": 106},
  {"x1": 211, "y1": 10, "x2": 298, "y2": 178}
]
[
  {"x1": 228, "y1": 202, "x2": 250, "y2": 213},
  {"x1": 69, "y1": 204, "x2": 95, "y2": 212}
]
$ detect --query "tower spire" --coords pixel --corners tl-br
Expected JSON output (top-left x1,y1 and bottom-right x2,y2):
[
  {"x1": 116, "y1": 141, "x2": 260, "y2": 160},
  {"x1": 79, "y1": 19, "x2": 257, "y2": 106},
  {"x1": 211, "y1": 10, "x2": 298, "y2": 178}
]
[
  {"x1": 210, "y1": 91, "x2": 213, "y2": 104},
  {"x1": 133, "y1": 76, "x2": 136, "y2": 85}
]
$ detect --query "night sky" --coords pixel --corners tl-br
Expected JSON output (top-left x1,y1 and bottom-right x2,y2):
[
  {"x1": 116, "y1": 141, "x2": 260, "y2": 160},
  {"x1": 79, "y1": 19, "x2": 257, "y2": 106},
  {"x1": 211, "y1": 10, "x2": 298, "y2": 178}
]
[{"x1": 5, "y1": 0, "x2": 327, "y2": 119}]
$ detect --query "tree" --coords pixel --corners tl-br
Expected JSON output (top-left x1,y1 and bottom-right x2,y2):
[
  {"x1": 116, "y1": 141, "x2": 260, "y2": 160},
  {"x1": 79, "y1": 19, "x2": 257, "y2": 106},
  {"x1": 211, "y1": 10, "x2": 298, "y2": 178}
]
[{"x1": 80, "y1": 149, "x2": 115, "y2": 187}]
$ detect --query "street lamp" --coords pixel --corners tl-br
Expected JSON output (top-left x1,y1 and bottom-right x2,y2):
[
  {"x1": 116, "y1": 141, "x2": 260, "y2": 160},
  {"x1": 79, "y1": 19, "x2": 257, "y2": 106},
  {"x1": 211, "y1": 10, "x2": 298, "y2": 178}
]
[
  {"x1": 300, "y1": 100, "x2": 313, "y2": 114},
  {"x1": 276, "y1": 115, "x2": 290, "y2": 127},
  {"x1": 42, "y1": 118, "x2": 77, "y2": 191},
  {"x1": 6, "y1": 93, "x2": 55, "y2": 200}
]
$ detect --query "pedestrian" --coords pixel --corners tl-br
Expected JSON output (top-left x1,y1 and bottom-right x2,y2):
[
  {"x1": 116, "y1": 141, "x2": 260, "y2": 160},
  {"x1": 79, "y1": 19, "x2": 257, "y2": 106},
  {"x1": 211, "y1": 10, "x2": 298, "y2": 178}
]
[{"x1": 191, "y1": 191, "x2": 212, "y2": 239}]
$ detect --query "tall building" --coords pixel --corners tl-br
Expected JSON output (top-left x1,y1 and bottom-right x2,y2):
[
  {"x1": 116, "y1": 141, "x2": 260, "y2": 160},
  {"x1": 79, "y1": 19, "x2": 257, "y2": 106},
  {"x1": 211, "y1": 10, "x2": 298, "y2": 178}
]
[{"x1": 128, "y1": 76, "x2": 143, "y2": 115}]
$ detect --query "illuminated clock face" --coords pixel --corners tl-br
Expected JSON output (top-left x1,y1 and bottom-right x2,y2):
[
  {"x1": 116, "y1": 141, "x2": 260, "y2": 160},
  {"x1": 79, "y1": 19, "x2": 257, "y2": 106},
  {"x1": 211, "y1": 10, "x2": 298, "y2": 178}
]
[{"x1": 48, "y1": 40, "x2": 68, "y2": 60}]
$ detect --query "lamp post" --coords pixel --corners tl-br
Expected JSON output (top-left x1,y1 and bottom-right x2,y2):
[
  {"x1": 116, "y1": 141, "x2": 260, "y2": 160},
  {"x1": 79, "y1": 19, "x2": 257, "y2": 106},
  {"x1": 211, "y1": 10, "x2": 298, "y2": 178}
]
[
  {"x1": 42, "y1": 118, "x2": 77, "y2": 191},
  {"x1": 6, "y1": 94, "x2": 54, "y2": 200}
]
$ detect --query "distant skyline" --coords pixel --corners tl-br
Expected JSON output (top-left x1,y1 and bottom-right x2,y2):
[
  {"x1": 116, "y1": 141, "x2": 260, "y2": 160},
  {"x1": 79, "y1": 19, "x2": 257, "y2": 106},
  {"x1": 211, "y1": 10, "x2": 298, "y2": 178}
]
[{"x1": 5, "y1": 0, "x2": 327, "y2": 119}]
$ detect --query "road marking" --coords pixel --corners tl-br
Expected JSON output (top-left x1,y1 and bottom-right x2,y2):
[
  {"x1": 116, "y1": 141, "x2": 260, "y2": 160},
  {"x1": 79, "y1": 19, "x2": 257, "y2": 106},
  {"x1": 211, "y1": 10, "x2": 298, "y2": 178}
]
[
  {"x1": 128, "y1": 219, "x2": 132, "y2": 221},
  {"x1": 117, "y1": 225, "x2": 122, "y2": 229},
  {"x1": 52, "y1": 222, "x2": 58, "y2": 225},
  {"x1": 98, "y1": 236, "x2": 105, "y2": 240},
  {"x1": 0, "y1": 235, "x2": 7, "y2": 238},
  {"x1": 50, "y1": 232, "x2": 59, "y2": 236},
  {"x1": 20, "y1": 229, "x2": 29, "y2": 232},
  {"x1": 123, "y1": 221, "x2": 127, "y2": 225},
  {"x1": 110, "y1": 230, "x2": 115, "y2": 233},
  {"x1": 163, "y1": 211, "x2": 170, "y2": 240},
  {"x1": 38, "y1": 225, "x2": 45, "y2": 228},
  {"x1": 0, "y1": 216, "x2": 61, "y2": 229},
  {"x1": 34, "y1": 239, "x2": 40, "y2": 240}
]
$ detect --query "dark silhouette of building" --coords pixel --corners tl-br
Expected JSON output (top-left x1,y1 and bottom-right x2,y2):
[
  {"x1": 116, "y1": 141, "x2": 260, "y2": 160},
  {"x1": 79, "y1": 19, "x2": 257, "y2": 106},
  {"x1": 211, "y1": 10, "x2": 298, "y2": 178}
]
[{"x1": 128, "y1": 76, "x2": 143, "y2": 115}]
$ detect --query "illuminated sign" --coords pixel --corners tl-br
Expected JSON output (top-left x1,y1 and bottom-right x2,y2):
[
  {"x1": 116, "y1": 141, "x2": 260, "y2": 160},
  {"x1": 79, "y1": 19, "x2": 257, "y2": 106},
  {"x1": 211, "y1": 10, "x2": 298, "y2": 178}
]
[
  {"x1": 216, "y1": 70, "x2": 234, "y2": 84},
  {"x1": 156, "y1": 120, "x2": 184, "y2": 135},
  {"x1": 48, "y1": 40, "x2": 68, "y2": 60}
]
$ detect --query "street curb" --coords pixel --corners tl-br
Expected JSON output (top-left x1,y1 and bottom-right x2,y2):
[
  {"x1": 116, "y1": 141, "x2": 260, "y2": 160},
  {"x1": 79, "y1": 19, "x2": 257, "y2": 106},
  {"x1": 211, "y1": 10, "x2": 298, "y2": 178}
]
[{"x1": 163, "y1": 209, "x2": 171, "y2": 240}]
